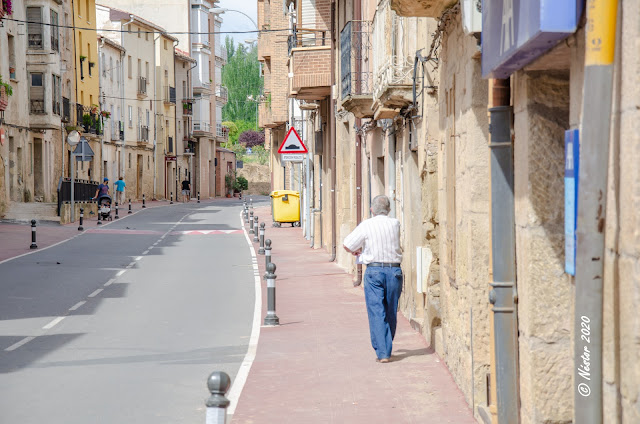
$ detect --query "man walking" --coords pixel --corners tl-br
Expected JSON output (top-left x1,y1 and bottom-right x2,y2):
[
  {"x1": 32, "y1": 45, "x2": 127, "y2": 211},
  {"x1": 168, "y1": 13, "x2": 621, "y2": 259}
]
[
  {"x1": 343, "y1": 195, "x2": 403, "y2": 363},
  {"x1": 181, "y1": 178, "x2": 191, "y2": 203},
  {"x1": 114, "y1": 176, "x2": 126, "y2": 205}
]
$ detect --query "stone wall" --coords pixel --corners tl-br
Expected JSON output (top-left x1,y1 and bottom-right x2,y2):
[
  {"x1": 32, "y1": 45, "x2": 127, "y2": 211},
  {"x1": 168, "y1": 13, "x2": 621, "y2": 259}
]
[
  {"x1": 437, "y1": 12, "x2": 491, "y2": 414},
  {"x1": 238, "y1": 163, "x2": 271, "y2": 196}
]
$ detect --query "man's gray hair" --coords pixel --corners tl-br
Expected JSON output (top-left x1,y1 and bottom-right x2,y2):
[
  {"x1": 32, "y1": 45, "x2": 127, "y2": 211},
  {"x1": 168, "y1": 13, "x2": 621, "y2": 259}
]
[{"x1": 371, "y1": 195, "x2": 391, "y2": 216}]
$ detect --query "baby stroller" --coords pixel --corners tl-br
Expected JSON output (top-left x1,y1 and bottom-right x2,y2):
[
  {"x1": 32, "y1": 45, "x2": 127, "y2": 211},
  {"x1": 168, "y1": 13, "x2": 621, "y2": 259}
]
[{"x1": 97, "y1": 194, "x2": 112, "y2": 221}]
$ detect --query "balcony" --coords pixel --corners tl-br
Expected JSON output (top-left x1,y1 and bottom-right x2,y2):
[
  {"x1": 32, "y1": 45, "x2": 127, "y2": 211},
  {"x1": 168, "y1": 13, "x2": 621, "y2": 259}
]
[
  {"x1": 340, "y1": 21, "x2": 374, "y2": 118},
  {"x1": 77, "y1": 105, "x2": 103, "y2": 136},
  {"x1": 184, "y1": 139, "x2": 196, "y2": 154},
  {"x1": 193, "y1": 81, "x2": 211, "y2": 94},
  {"x1": 164, "y1": 86, "x2": 176, "y2": 105},
  {"x1": 137, "y1": 125, "x2": 149, "y2": 143},
  {"x1": 111, "y1": 121, "x2": 124, "y2": 141},
  {"x1": 390, "y1": 0, "x2": 453, "y2": 17},
  {"x1": 30, "y1": 99, "x2": 45, "y2": 114},
  {"x1": 216, "y1": 122, "x2": 228, "y2": 141},
  {"x1": 62, "y1": 97, "x2": 70, "y2": 122},
  {"x1": 258, "y1": 25, "x2": 272, "y2": 60},
  {"x1": 193, "y1": 121, "x2": 211, "y2": 135},
  {"x1": 182, "y1": 98, "x2": 194, "y2": 115},
  {"x1": 28, "y1": 34, "x2": 43, "y2": 50},
  {"x1": 288, "y1": 28, "x2": 331, "y2": 100},
  {"x1": 137, "y1": 76, "x2": 147, "y2": 97},
  {"x1": 0, "y1": 86, "x2": 9, "y2": 111},
  {"x1": 215, "y1": 45, "x2": 227, "y2": 63},
  {"x1": 215, "y1": 84, "x2": 228, "y2": 103}
]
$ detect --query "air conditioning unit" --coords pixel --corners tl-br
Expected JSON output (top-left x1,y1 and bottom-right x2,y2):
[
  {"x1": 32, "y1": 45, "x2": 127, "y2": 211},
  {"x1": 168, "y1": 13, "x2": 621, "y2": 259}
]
[{"x1": 461, "y1": 0, "x2": 482, "y2": 35}]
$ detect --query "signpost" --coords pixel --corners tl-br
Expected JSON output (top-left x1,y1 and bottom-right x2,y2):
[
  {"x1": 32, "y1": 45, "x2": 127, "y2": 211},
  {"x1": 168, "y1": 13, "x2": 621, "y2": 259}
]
[
  {"x1": 67, "y1": 131, "x2": 95, "y2": 223},
  {"x1": 278, "y1": 127, "x2": 307, "y2": 164}
]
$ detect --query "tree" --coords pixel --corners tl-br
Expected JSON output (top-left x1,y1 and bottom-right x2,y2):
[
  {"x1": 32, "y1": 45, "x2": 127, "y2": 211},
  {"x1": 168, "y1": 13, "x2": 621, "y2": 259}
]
[
  {"x1": 239, "y1": 130, "x2": 265, "y2": 148},
  {"x1": 222, "y1": 37, "x2": 262, "y2": 128}
]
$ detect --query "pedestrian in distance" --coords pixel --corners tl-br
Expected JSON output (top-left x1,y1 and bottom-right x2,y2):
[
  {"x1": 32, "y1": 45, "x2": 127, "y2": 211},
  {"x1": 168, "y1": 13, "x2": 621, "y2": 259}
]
[
  {"x1": 114, "y1": 176, "x2": 126, "y2": 205},
  {"x1": 181, "y1": 178, "x2": 191, "y2": 203},
  {"x1": 93, "y1": 178, "x2": 110, "y2": 201},
  {"x1": 343, "y1": 195, "x2": 403, "y2": 364}
]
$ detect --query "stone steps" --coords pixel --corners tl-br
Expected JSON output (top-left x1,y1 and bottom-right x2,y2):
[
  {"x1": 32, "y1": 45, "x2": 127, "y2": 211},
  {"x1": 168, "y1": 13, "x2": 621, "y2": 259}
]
[{"x1": 1, "y1": 202, "x2": 60, "y2": 223}]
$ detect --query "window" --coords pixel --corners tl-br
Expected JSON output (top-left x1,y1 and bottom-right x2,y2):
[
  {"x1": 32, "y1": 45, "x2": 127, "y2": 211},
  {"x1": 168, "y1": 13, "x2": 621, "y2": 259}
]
[
  {"x1": 137, "y1": 59, "x2": 141, "y2": 79},
  {"x1": 8, "y1": 35, "x2": 16, "y2": 79},
  {"x1": 146, "y1": 110, "x2": 149, "y2": 126},
  {"x1": 26, "y1": 7, "x2": 43, "y2": 50},
  {"x1": 102, "y1": 53, "x2": 106, "y2": 76},
  {"x1": 87, "y1": 43, "x2": 92, "y2": 76},
  {"x1": 52, "y1": 75, "x2": 61, "y2": 115},
  {"x1": 50, "y1": 10, "x2": 59, "y2": 52},
  {"x1": 29, "y1": 73, "x2": 45, "y2": 114},
  {"x1": 138, "y1": 26, "x2": 141, "y2": 38},
  {"x1": 164, "y1": 40, "x2": 167, "y2": 50},
  {"x1": 182, "y1": 81, "x2": 186, "y2": 98},
  {"x1": 109, "y1": 57, "x2": 113, "y2": 81},
  {"x1": 145, "y1": 62, "x2": 149, "y2": 81},
  {"x1": 85, "y1": 0, "x2": 90, "y2": 21},
  {"x1": 64, "y1": 13, "x2": 70, "y2": 49},
  {"x1": 128, "y1": 105, "x2": 133, "y2": 127},
  {"x1": 128, "y1": 153, "x2": 132, "y2": 168},
  {"x1": 128, "y1": 56, "x2": 132, "y2": 78},
  {"x1": 116, "y1": 60, "x2": 120, "y2": 85},
  {"x1": 147, "y1": 156, "x2": 150, "y2": 169},
  {"x1": 78, "y1": 0, "x2": 82, "y2": 17},
  {"x1": 145, "y1": 31, "x2": 149, "y2": 41}
]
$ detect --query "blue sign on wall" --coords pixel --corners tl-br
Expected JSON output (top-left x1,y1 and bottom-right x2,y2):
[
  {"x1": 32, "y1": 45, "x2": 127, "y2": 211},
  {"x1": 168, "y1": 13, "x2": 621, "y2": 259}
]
[
  {"x1": 481, "y1": 0, "x2": 583, "y2": 78},
  {"x1": 564, "y1": 129, "x2": 579, "y2": 276}
]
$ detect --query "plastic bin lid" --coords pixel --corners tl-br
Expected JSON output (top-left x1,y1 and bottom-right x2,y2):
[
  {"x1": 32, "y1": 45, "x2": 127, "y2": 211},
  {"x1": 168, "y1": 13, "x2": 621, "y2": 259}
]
[{"x1": 270, "y1": 190, "x2": 299, "y2": 197}]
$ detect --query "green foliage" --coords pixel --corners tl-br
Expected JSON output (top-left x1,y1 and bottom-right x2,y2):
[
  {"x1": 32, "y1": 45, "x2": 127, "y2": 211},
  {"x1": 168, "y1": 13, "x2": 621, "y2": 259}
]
[
  {"x1": 229, "y1": 141, "x2": 247, "y2": 162},
  {"x1": 250, "y1": 145, "x2": 269, "y2": 165},
  {"x1": 0, "y1": 75, "x2": 13, "y2": 96},
  {"x1": 221, "y1": 37, "x2": 262, "y2": 129},
  {"x1": 236, "y1": 175, "x2": 249, "y2": 191},
  {"x1": 224, "y1": 173, "x2": 234, "y2": 190}
]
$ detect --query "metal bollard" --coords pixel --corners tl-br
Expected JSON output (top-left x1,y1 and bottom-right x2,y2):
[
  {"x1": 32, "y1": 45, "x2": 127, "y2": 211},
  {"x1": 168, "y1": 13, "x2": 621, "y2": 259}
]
[
  {"x1": 258, "y1": 222, "x2": 265, "y2": 254},
  {"x1": 253, "y1": 217, "x2": 259, "y2": 242},
  {"x1": 249, "y1": 211, "x2": 254, "y2": 234},
  {"x1": 205, "y1": 371, "x2": 231, "y2": 424},
  {"x1": 244, "y1": 206, "x2": 249, "y2": 224},
  {"x1": 197, "y1": 191, "x2": 200, "y2": 203},
  {"x1": 142, "y1": 194, "x2": 146, "y2": 208},
  {"x1": 263, "y1": 262, "x2": 279, "y2": 326},
  {"x1": 128, "y1": 199, "x2": 132, "y2": 214},
  {"x1": 97, "y1": 208, "x2": 102, "y2": 225},
  {"x1": 170, "y1": 192, "x2": 173, "y2": 204},
  {"x1": 250, "y1": 198, "x2": 253, "y2": 209},
  {"x1": 115, "y1": 202, "x2": 119, "y2": 219},
  {"x1": 78, "y1": 208, "x2": 84, "y2": 231},
  {"x1": 264, "y1": 239, "x2": 272, "y2": 269},
  {"x1": 30, "y1": 219, "x2": 38, "y2": 249}
]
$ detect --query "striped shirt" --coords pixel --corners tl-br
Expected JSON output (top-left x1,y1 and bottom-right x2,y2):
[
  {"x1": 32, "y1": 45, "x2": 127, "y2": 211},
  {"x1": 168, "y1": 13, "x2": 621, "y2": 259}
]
[{"x1": 343, "y1": 214, "x2": 402, "y2": 264}]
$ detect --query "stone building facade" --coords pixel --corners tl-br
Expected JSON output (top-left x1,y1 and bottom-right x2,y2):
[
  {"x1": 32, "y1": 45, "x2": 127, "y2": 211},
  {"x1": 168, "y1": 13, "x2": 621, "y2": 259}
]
[{"x1": 259, "y1": 0, "x2": 640, "y2": 422}]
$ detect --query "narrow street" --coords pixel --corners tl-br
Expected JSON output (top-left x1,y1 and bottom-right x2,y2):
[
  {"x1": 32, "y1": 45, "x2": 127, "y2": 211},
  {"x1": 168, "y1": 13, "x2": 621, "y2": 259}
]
[{"x1": 0, "y1": 199, "x2": 256, "y2": 423}]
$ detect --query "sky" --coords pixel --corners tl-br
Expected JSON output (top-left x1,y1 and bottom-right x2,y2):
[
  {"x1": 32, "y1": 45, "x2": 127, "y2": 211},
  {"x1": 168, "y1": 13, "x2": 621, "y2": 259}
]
[{"x1": 216, "y1": 0, "x2": 259, "y2": 49}]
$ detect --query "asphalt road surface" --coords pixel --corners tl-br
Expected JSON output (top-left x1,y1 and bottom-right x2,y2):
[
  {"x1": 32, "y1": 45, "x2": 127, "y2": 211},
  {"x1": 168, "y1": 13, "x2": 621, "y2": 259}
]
[{"x1": 0, "y1": 199, "x2": 257, "y2": 423}]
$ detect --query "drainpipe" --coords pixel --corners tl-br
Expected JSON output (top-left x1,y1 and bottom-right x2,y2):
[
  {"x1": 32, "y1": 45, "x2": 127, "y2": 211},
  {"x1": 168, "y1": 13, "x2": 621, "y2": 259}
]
[
  {"x1": 354, "y1": 1, "x2": 363, "y2": 285},
  {"x1": 487, "y1": 78, "x2": 519, "y2": 424},
  {"x1": 386, "y1": 120, "x2": 396, "y2": 218},
  {"x1": 574, "y1": 1, "x2": 618, "y2": 422},
  {"x1": 153, "y1": 32, "x2": 161, "y2": 200},
  {"x1": 329, "y1": 1, "x2": 337, "y2": 262},
  {"x1": 121, "y1": 16, "x2": 134, "y2": 183}
]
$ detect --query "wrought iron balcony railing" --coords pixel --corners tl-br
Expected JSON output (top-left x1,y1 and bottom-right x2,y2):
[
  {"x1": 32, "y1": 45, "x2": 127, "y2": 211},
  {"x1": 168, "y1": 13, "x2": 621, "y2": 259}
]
[
  {"x1": 138, "y1": 125, "x2": 149, "y2": 142},
  {"x1": 340, "y1": 21, "x2": 373, "y2": 99},
  {"x1": 137, "y1": 76, "x2": 147, "y2": 96},
  {"x1": 288, "y1": 27, "x2": 329, "y2": 56},
  {"x1": 215, "y1": 85, "x2": 228, "y2": 102},
  {"x1": 164, "y1": 86, "x2": 176, "y2": 104},
  {"x1": 30, "y1": 99, "x2": 45, "y2": 114},
  {"x1": 62, "y1": 97, "x2": 70, "y2": 122},
  {"x1": 182, "y1": 98, "x2": 194, "y2": 115},
  {"x1": 77, "y1": 105, "x2": 103, "y2": 135}
]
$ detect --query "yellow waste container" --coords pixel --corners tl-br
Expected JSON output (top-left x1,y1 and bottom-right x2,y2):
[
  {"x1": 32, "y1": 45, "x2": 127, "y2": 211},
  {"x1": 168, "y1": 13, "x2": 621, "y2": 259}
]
[{"x1": 271, "y1": 190, "x2": 301, "y2": 227}]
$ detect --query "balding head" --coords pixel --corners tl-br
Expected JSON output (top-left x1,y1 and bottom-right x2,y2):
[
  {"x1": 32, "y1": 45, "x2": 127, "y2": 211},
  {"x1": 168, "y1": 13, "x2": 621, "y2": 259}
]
[{"x1": 371, "y1": 195, "x2": 391, "y2": 216}]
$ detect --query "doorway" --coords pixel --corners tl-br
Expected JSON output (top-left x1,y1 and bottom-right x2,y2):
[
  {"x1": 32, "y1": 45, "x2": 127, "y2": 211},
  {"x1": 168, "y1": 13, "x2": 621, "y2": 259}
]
[
  {"x1": 137, "y1": 154, "x2": 143, "y2": 199},
  {"x1": 34, "y1": 138, "x2": 44, "y2": 199}
]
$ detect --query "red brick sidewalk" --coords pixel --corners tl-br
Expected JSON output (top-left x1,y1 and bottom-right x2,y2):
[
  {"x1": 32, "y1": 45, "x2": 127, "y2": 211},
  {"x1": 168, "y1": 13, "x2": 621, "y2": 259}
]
[{"x1": 232, "y1": 206, "x2": 476, "y2": 424}]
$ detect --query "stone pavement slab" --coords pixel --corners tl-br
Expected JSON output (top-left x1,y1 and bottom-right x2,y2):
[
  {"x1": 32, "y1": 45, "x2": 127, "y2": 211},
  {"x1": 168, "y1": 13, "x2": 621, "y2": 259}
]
[{"x1": 232, "y1": 205, "x2": 476, "y2": 424}]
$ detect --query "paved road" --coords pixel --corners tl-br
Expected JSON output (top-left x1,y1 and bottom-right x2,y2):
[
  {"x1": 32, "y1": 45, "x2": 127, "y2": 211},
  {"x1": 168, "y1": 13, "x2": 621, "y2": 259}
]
[{"x1": 0, "y1": 199, "x2": 257, "y2": 423}]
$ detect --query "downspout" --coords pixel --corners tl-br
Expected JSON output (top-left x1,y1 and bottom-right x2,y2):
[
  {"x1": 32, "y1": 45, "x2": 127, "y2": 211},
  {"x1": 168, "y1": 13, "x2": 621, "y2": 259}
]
[
  {"x1": 329, "y1": 0, "x2": 337, "y2": 262},
  {"x1": 354, "y1": 3, "x2": 363, "y2": 285},
  {"x1": 121, "y1": 16, "x2": 134, "y2": 183},
  {"x1": 574, "y1": 1, "x2": 618, "y2": 422},
  {"x1": 487, "y1": 78, "x2": 519, "y2": 424},
  {"x1": 153, "y1": 32, "x2": 161, "y2": 200},
  {"x1": 172, "y1": 39, "x2": 180, "y2": 201},
  {"x1": 386, "y1": 120, "x2": 396, "y2": 218},
  {"x1": 99, "y1": 37, "x2": 105, "y2": 180},
  {"x1": 70, "y1": 0, "x2": 78, "y2": 179}
]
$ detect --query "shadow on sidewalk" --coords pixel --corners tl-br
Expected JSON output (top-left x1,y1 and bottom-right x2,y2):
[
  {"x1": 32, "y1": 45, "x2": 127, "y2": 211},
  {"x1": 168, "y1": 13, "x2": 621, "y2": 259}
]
[{"x1": 391, "y1": 346, "x2": 434, "y2": 362}]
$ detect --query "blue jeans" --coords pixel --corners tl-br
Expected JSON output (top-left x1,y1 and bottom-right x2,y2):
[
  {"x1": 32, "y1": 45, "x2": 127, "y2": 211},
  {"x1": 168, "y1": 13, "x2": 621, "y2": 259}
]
[{"x1": 363, "y1": 266, "x2": 403, "y2": 360}]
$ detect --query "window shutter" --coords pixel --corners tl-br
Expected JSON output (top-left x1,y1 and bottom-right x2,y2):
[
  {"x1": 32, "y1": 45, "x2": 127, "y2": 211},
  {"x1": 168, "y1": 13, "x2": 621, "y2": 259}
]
[{"x1": 27, "y1": 7, "x2": 43, "y2": 49}]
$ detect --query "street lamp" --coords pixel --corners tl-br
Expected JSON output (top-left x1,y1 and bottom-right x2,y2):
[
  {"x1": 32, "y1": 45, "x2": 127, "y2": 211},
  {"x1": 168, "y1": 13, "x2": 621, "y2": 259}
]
[
  {"x1": 209, "y1": 7, "x2": 259, "y2": 30},
  {"x1": 66, "y1": 131, "x2": 80, "y2": 222}
]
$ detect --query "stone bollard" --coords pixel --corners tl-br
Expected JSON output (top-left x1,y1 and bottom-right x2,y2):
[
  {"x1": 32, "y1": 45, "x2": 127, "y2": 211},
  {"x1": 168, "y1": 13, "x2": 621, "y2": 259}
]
[
  {"x1": 30, "y1": 219, "x2": 38, "y2": 249},
  {"x1": 170, "y1": 192, "x2": 173, "y2": 204},
  {"x1": 115, "y1": 202, "x2": 119, "y2": 219},
  {"x1": 258, "y1": 223, "x2": 265, "y2": 254},
  {"x1": 205, "y1": 371, "x2": 231, "y2": 424},
  {"x1": 142, "y1": 194, "x2": 146, "y2": 208},
  {"x1": 253, "y1": 217, "x2": 259, "y2": 242},
  {"x1": 78, "y1": 208, "x2": 84, "y2": 231},
  {"x1": 249, "y1": 211, "x2": 254, "y2": 234},
  {"x1": 128, "y1": 199, "x2": 132, "y2": 214},
  {"x1": 197, "y1": 192, "x2": 201, "y2": 203},
  {"x1": 264, "y1": 239, "x2": 272, "y2": 270},
  {"x1": 263, "y1": 262, "x2": 279, "y2": 326}
]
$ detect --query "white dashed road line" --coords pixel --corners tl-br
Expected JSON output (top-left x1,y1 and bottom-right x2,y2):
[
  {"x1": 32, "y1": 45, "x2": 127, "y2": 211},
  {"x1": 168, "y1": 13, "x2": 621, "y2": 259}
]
[
  {"x1": 88, "y1": 289, "x2": 103, "y2": 298},
  {"x1": 69, "y1": 301, "x2": 86, "y2": 311},
  {"x1": 5, "y1": 336, "x2": 36, "y2": 352},
  {"x1": 116, "y1": 270, "x2": 126, "y2": 277},
  {"x1": 42, "y1": 316, "x2": 65, "y2": 330}
]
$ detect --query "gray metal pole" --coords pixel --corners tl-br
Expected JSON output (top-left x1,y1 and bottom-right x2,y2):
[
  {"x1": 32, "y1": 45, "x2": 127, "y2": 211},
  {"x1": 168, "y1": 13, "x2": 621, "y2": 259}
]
[
  {"x1": 78, "y1": 208, "x2": 84, "y2": 231},
  {"x1": 488, "y1": 105, "x2": 519, "y2": 424},
  {"x1": 115, "y1": 202, "x2": 119, "y2": 219},
  {"x1": 264, "y1": 239, "x2": 272, "y2": 269},
  {"x1": 249, "y1": 211, "x2": 254, "y2": 234},
  {"x1": 30, "y1": 219, "x2": 38, "y2": 249},
  {"x1": 574, "y1": 1, "x2": 618, "y2": 421},
  {"x1": 128, "y1": 199, "x2": 132, "y2": 214},
  {"x1": 258, "y1": 223, "x2": 265, "y2": 254},
  {"x1": 142, "y1": 194, "x2": 146, "y2": 208},
  {"x1": 205, "y1": 371, "x2": 230, "y2": 424},
  {"x1": 70, "y1": 154, "x2": 75, "y2": 223},
  {"x1": 253, "y1": 217, "x2": 259, "y2": 243},
  {"x1": 263, "y1": 262, "x2": 279, "y2": 326},
  {"x1": 170, "y1": 192, "x2": 173, "y2": 204}
]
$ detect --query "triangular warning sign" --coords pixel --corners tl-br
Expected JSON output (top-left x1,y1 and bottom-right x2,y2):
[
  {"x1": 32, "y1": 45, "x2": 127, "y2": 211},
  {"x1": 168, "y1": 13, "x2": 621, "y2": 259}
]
[{"x1": 277, "y1": 127, "x2": 308, "y2": 154}]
